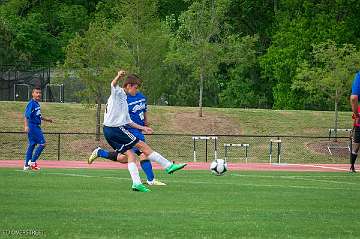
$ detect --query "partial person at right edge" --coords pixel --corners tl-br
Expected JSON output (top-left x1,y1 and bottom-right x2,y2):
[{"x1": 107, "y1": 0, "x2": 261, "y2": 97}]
[{"x1": 350, "y1": 71, "x2": 360, "y2": 173}]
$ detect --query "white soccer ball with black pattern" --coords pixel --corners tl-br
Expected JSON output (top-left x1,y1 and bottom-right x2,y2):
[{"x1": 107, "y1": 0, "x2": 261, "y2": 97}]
[{"x1": 210, "y1": 159, "x2": 228, "y2": 176}]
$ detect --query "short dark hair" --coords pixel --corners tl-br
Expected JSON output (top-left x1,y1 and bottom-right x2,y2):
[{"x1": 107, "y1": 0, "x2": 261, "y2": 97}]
[
  {"x1": 122, "y1": 74, "x2": 142, "y2": 88},
  {"x1": 32, "y1": 86, "x2": 42, "y2": 92}
]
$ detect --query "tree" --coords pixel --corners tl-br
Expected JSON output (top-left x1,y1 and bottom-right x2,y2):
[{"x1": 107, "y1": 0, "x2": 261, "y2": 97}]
[
  {"x1": 218, "y1": 35, "x2": 263, "y2": 108},
  {"x1": 64, "y1": 21, "x2": 128, "y2": 140},
  {"x1": 166, "y1": 0, "x2": 230, "y2": 117},
  {"x1": 0, "y1": 0, "x2": 96, "y2": 65},
  {"x1": 260, "y1": 0, "x2": 360, "y2": 110},
  {"x1": 293, "y1": 40, "x2": 360, "y2": 138},
  {"x1": 96, "y1": 0, "x2": 171, "y2": 104},
  {"x1": 166, "y1": 0, "x2": 261, "y2": 112},
  {"x1": 0, "y1": 16, "x2": 20, "y2": 65},
  {"x1": 64, "y1": 0, "x2": 172, "y2": 138}
]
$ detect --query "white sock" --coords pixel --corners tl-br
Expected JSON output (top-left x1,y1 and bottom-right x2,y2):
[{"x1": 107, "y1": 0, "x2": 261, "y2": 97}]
[
  {"x1": 148, "y1": 152, "x2": 172, "y2": 169},
  {"x1": 128, "y1": 162, "x2": 142, "y2": 185}
]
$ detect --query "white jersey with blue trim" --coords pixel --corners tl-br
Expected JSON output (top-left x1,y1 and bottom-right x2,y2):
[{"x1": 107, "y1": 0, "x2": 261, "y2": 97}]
[{"x1": 103, "y1": 84, "x2": 133, "y2": 127}]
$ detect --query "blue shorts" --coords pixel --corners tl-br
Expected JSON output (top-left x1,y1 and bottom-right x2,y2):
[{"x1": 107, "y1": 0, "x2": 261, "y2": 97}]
[
  {"x1": 28, "y1": 125, "x2": 46, "y2": 145},
  {"x1": 103, "y1": 126, "x2": 139, "y2": 154},
  {"x1": 128, "y1": 129, "x2": 145, "y2": 156}
]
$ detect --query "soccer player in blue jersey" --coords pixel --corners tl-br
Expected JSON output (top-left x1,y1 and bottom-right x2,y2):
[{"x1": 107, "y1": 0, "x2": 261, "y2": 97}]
[
  {"x1": 88, "y1": 70, "x2": 186, "y2": 192},
  {"x1": 350, "y1": 71, "x2": 360, "y2": 173},
  {"x1": 124, "y1": 80, "x2": 166, "y2": 185},
  {"x1": 24, "y1": 87, "x2": 53, "y2": 170}
]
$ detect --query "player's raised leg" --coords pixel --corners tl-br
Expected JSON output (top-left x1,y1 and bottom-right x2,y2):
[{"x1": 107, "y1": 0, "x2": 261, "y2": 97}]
[
  {"x1": 135, "y1": 141, "x2": 187, "y2": 174},
  {"x1": 88, "y1": 147, "x2": 127, "y2": 164},
  {"x1": 138, "y1": 152, "x2": 166, "y2": 186},
  {"x1": 88, "y1": 147, "x2": 166, "y2": 185}
]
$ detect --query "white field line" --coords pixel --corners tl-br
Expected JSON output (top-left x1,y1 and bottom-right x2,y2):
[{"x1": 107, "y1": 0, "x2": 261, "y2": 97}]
[
  {"x1": 47, "y1": 172, "x2": 132, "y2": 181},
  {"x1": 287, "y1": 163, "x2": 349, "y2": 172},
  {"x1": 292, "y1": 177, "x2": 358, "y2": 185},
  {"x1": 16, "y1": 170, "x2": 131, "y2": 181},
  {"x1": 16, "y1": 170, "x2": 360, "y2": 192},
  {"x1": 230, "y1": 174, "x2": 356, "y2": 178},
  {"x1": 231, "y1": 173, "x2": 359, "y2": 186}
]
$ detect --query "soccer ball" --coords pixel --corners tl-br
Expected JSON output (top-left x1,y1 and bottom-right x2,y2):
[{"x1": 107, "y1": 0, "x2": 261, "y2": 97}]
[{"x1": 210, "y1": 159, "x2": 228, "y2": 176}]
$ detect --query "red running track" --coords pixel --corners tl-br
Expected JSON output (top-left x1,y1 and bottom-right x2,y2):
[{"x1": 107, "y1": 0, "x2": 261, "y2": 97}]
[{"x1": 0, "y1": 160, "x2": 351, "y2": 172}]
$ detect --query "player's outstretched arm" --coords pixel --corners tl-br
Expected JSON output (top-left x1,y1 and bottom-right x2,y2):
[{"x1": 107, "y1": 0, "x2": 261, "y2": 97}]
[
  {"x1": 42, "y1": 117, "x2": 53, "y2": 123},
  {"x1": 128, "y1": 122, "x2": 153, "y2": 134}
]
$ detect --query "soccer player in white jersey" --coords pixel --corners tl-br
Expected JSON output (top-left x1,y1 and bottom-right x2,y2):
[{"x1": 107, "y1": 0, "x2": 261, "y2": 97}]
[{"x1": 88, "y1": 70, "x2": 187, "y2": 192}]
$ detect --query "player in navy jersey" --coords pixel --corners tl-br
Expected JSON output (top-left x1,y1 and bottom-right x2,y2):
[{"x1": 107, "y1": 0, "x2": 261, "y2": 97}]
[
  {"x1": 23, "y1": 87, "x2": 53, "y2": 170},
  {"x1": 125, "y1": 88, "x2": 166, "y2": 185},
  {"x1": 350, "y1": 71, "x2": 360, "y2": 173}
]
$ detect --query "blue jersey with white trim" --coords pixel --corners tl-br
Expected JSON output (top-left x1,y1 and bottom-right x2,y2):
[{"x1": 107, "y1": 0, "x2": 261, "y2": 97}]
[
  {"x1": 352, "y1": 72, "x2": 360, "y2": 96},
  {"x1": 127, "y1": 92, "x2": 147, "y2": 128},
  {"x1": 24, "y1": 99, "x2": 42, "y2": 126}
]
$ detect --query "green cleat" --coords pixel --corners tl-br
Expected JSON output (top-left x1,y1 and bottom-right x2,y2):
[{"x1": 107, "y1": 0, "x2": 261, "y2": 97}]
[
  {"x1": 166, "y1": 163, "x2": 187, "y2": 174},
  {"x1": 132, "y1": 183, "x2": 151, "y2": 192}
]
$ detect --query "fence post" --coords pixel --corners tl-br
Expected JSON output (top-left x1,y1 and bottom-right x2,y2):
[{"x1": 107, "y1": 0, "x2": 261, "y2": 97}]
[
  {"x1": 205, "y1": 137, "x2": 208, "y2": 162},
  {"x1": 277, "y1": 136, "x2": 281, "y2": 164},
  {"x1": 193, "y1": 137, "x2": 196, "y2": 162},
  {"x1": 350, "y1": 130, "x2": 353, "y2": 162},
  {"x1": 57, "y1": 133, "x2": 61, "y2": 161}
]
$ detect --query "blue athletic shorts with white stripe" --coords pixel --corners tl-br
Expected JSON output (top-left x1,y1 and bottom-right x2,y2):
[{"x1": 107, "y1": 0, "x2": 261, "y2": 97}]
[{"x1": 103, "y1": 126, "x2": 139, "y2": 154}]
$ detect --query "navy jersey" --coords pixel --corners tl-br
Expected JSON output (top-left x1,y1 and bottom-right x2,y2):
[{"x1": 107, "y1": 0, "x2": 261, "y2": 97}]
[
  {"x1": 127, "y1": 92, "x2": 147, "y2": 135},
  {"x1": 24, "y1": 99, "x2": 42, "y2": 126},
  {"x1": 352, "y1": 72, "x2": 360, "y2": 96}
]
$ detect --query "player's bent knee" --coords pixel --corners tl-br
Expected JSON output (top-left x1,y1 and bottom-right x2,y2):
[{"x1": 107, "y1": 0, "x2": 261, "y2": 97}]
[
  {"x1": 117, "y1": 154, "x2": 128, "y2": 164},
  {"x1": 139, "y1": 153, "x2": 147, "y2": 161},
  {"x1": 136, "y1": 141, "x2": 152, "y2": 155},
  {"x1": 124, "y1": 151, "x2": 136, "y2": 163}
]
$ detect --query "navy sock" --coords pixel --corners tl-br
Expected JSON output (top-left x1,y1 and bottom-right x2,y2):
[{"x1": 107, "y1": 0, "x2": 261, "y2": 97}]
[
  {"x1": 98, "y1": 148, "x2": 110, "y2": 158},
  {"x1": 140, "y1": 160, "x2": 154, "y2": 182},
  {"x1": 98, "y1": 149, "x2": 119, "y2": 161}
]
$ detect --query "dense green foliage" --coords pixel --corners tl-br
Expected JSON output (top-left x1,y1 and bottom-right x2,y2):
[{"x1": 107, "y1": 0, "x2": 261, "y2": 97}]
[
  {"x1": 1, "y1": 0, "x2": 360, "y2": 110},
  {"x1": 1, "y1": 168, "x2": 360, "y2": 238}
]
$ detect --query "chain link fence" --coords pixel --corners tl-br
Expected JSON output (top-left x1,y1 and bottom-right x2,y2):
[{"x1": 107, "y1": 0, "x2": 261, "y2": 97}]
[{"x1": 0, "y1": 132, "x2": 352, "y2": 164}]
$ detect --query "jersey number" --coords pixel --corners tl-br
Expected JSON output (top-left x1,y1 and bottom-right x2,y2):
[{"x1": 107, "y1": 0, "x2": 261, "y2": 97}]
[{"x1": 139, "y1": 112, "x2": 144, "y2": 120}]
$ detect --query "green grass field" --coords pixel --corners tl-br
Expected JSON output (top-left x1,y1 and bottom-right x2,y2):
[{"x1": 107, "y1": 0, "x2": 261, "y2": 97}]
[{"x1": 1, "y1": 168, "x2": 360, "y2": 238}]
